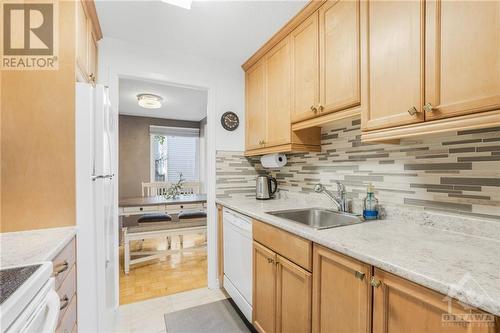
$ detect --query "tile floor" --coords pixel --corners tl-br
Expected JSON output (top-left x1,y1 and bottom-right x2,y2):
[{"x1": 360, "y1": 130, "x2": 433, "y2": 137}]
[
  {"x1": 113, "y1": 287, "x2": 228, "y2": 333},
  {"x1": 119, "y1": 234, "x2": 207, "y2": 304}
]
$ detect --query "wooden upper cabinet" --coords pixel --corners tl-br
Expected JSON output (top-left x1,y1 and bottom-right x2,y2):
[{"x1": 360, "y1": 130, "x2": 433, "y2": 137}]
[
  {"x1": 76, "y1": 0, "x2": 101, "y2": 83},
  {"x1": 276, "y1": 255, "x2": 312, "y2": 333},
  {"x1": 319, "y1": 0, "x2": 361, "y2": 116},
  {"x1": 76, "y1": 0, "x2": 89, "y2": 80},
  {"x1": 266, "y1": 37, "x2": 292, "y2": 148},
  {"x1": 291, "y1": 12, "x2": 320, "y2": 123},
  {"x1": 363, "y1": 0, "x2": 425, "y2": 131},
  {"x1": 373, "y1": 268, "x2": 498, "y2": 333},
  {"x1": 312, "y1": 245, "x2": 372, "y2": 333},
  {"x1": 424, "y1": 0, "x2": 500, "y2": 121},
  {"x1": 253, "y1": 241, "x2": 277, "y2": 333},
  {"x1": 88, "y1": 30, "x2": 98, "y2": 82},
  {"x1": 245, "y1": 60, "x2": 267, "y2": 151}
]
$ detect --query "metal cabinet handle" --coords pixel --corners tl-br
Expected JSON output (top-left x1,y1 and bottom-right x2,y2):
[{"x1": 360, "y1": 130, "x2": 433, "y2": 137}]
[
  {"x1": 318, "y1": 105, "x2": 324, "y2": 112},
  {"x1": 354, "y1": 271, "x2": 365, "y2": 281},
  {"x1": 267, "y1": 257, "x2": 274, "y2": 264},
  {"x1": 54, "y1": 261, "x2": 69, "y2": 276},
  {"x1": 310, "y1": 105, "x2": 318, "y2": 113},
  {"x1": 407, "y1": 106, "x2": 419, "y2": 116},
  {"x1": 59, "y1": 295, "x2": 70, "y2": 310},
  {"x1": 370, "y1": 277, "x2": 381, "y2": 288},
  {"x1": 423, "y1": 103, "x2": 434, "y2": 113}
]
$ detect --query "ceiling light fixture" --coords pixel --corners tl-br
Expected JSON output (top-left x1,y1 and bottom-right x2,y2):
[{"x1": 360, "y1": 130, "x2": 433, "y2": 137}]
[
  {"x1": 160, "y1": 0, "x2": 192, "y2": 10},
  {"x1": 137, "y1": 94, "x2": 163, "y2": 109}
]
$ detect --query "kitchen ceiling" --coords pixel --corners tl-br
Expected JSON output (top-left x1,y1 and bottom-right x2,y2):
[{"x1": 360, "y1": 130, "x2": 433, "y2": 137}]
[
  {"x1": 94, "y1": 0, "x2": 307, "y2": 65},
  {"x1": 119, "y1": 77, "x2": 208, "y2": 121}
]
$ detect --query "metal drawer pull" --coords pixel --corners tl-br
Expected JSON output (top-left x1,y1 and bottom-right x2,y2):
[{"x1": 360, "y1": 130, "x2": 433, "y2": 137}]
[
  {"x1": 354, "y1": 271, "x2": 365, "y2": 281},
  {"x1": 310, "y1": 105, "x2": 318, "y2": 113},
  {"x1": 407, "y1": 106, "x2": 418, "y2": 116},
  {"x1": 59, "y1": 295, "x2": 70, "y2": 310},
  {"x1": 318, "y1": 105, "x2": 324, "y2": 112},
  {"x1": 267, "y1": 257, "x2": 274, "y2": 264},
  {"x1": 54, "y1": 261, "x2": 69, "y2": 276},
  {"x1": 423, "y1": 103, "x2": 434, "y2": 112},
  {"x1": 370, "y1": 277, "x2": 381, "y2": 288}
]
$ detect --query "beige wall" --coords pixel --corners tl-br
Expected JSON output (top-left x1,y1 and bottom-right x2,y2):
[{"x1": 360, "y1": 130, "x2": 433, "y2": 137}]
[
  {"x1": 119, "y1": 115, "x2": 200, "y2": 199},
  {"x1": 1, "y1": 1, "x2": 76, "y2": 232}
]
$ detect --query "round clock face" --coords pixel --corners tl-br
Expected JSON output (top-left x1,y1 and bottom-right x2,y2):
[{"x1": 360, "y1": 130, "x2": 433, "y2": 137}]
[{"x1": 221, "y1": 111, "x2": 239, "y2": 131}]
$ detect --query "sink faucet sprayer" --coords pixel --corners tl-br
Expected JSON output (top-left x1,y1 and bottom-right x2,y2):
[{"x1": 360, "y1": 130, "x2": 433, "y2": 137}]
[{"x1": 314, "y1": 182, "x2": 348, "y2": 212}]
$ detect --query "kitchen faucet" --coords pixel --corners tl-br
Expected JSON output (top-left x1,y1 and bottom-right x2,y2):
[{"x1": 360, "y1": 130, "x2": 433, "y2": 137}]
[{"x1": 314, "y1": 182, "x2": 348, "y2": 212}]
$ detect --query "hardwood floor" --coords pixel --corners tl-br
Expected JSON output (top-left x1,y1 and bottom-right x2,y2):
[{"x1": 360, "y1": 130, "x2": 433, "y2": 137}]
[{"x1": 119, "y1": 234, "x2": 207, "y2": 305}]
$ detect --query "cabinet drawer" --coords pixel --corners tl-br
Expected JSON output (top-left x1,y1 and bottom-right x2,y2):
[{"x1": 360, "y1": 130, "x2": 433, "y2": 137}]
[
  {"x1": 57, "y1": 265, "x2": 77, "y2": 326},
  {"x1": 253, "y1": 220, "x2": 312, "y2": 271},
  {"x1": 123, "y1": 205, "x2": 162, "y2": 214},
  {"x1": 56, "y1": 295, "x2": 77, "y2": 333},
  {"x1": 53, "y1": 238, "x2": 76, "y2": 290}
]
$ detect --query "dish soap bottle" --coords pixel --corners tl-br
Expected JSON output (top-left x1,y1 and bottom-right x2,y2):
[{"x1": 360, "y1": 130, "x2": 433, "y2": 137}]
[{"x1": 363, "y1": 183, "x2": 379, "y2": 220}]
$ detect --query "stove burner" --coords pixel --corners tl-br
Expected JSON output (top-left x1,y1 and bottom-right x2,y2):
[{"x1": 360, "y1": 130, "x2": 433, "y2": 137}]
[{"x1": 0, "y1": 265, "x2": 41, "y2": 304}]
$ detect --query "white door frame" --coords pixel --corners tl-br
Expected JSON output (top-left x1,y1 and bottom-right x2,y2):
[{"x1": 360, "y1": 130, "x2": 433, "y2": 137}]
[{"x1": 102, "y1": 69, "x2": 220, "y2": 312}]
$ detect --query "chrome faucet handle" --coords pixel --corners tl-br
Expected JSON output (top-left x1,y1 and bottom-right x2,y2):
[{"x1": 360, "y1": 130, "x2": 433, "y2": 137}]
[{"x1": 314, "y1": 183, "x2": 325, "y2": 193}]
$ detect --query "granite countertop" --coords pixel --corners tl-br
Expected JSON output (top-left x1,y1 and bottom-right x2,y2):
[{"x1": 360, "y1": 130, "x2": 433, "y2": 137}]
[
  {"x1": 0, "y1": 227, "x2": 76, "y2": 268},
  {"x1": 216, "y1": 195, "x2": 500, "y2": 317}
]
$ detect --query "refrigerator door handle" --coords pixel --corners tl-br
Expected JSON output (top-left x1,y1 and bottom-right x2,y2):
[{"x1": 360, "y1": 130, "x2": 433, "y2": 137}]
[{"x1": 91, "y1": 174, "x2": 115, "y2": 181}]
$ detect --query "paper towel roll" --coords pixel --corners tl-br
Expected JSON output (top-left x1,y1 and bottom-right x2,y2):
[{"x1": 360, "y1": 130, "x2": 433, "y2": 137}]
[{"x1": 260, "y1": 153, "x2": 287, "y2": 168}]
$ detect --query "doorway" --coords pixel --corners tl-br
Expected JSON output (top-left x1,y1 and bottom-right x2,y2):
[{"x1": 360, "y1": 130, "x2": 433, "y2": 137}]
[{"x1": 116, "y1": 77, "x2": 209, "y2": 305}]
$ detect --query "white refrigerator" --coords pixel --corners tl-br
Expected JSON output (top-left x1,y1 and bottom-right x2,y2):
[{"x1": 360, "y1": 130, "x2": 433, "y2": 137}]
[{"x1": 76, "y1": 82, "x2": 118, "y2": 332}]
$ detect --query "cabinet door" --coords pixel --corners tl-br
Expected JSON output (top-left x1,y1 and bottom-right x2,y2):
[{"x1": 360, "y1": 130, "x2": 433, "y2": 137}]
[
  {"x1": 245, "y1": 60, "x2": 267, "y2": 151},
  {"x1": 373, "y1": 268, "x2": 498, "y2": 333},
  {"x1": 76, "y1": 0, "x2": 89, "y2": 80},
  {"x1": 266, "y1": 37, "x2": 291, "y2": 147},
  {"x1": 291, "y1": 12, "x2": 320, "y2": 123},
  {"x1": 312, "y1": 245, "x2": 371, "y2": 333},
  {"x1": 363, "y1": 0, "x2": 424, "y2": 131},
  {"x1": 424, "y1": 1, "x2": 500, "y2": 121},
  {"x1": 253, "y1": 242, "x2": 277, "y2": 333},
  {"x1": 88, "y1": 30, "x2": 98, "y2": 83},
  {"x1": 276, "y1": 255, "x2": 312, "y2": 333},
  {"x1": 319, "y1": 0, "x2": 361, "y2": 115}
]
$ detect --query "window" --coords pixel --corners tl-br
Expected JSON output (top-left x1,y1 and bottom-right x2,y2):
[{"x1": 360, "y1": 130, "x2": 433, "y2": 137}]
[{"x1": 150, "y1": 126, "x2": 199, "y2": 182}]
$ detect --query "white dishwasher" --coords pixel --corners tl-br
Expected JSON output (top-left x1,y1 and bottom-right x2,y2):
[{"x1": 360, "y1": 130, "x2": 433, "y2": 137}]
[{"x1": 223, "y1": 208, "x2": 252, "y2": 322}]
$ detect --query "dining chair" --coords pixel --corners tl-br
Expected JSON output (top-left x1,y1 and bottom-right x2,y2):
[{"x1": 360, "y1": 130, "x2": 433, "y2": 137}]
[
  {"x1": 177, "y1": 181, "x2": 206, "y2": 248},
  {"x1": 138, "y1": 181, "x2": 174, "y2": 249}
]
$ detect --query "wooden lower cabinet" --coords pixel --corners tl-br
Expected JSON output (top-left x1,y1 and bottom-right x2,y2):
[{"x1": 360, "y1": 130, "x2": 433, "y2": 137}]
[
  {"x1": 372, "y1": 268, "x2": 498, "y2": 333},
  {"x1": 276, "y1": 255, "x2": 312, "y2": 333},
  {"x1": 253, "y1": 242, "x2": 277, "y2": 333},
  {"x1": 312, "y1": 244, "x2": 372, "y2": 333},
  {"x1": 253, "y1": 241, "x2": 312, "y2": 333}
]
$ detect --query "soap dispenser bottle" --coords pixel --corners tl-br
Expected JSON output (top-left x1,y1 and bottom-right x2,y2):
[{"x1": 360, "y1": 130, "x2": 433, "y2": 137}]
[{"x1": 363, "y1": 183, "x2": 379, "y2": 220}]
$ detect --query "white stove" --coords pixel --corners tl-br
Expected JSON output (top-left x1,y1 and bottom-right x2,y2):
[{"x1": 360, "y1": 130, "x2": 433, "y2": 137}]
[{"x1": 0, "y1": 262, "x2": 59, "y2": 333}]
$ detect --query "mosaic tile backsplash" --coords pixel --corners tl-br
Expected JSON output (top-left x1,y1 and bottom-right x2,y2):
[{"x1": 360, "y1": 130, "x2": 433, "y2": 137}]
[{"x1": 216, "y1": 116, "x2": 500, "y2": 220}]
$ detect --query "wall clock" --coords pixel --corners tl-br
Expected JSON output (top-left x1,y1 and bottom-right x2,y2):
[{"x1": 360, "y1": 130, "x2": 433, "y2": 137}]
[{"x1": 221, "y1": 111, "x2": 239, "y2": 131}]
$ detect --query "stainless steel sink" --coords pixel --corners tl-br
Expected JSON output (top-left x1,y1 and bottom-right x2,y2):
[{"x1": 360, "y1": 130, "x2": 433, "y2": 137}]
[{"x1": 266, "y1": 208, "x2": 364, "y2": 230}]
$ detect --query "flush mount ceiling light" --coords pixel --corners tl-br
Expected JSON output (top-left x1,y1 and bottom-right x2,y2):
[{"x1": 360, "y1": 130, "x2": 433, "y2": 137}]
[
  {"x1": 137, "y1": 94, "x2": 163, "y2": 109},
  {"x1": 161, "y1": 0, "x2": 192, "y2": 10}
]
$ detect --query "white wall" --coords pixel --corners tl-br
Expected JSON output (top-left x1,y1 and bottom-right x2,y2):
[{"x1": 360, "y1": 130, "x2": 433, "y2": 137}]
[{"x1": 98, "y1": 37, "x2": 245, "y2": 151}]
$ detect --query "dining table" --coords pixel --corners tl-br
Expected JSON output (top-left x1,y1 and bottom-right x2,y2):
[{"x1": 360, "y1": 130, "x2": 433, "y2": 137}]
[{"x1": 118, "y1": 193, "x2": 207, "y2": 217}]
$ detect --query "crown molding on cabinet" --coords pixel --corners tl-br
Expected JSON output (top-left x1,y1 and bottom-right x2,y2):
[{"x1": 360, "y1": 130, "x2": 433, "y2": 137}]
[{"x1": 242, "y1": 0, "x2": 327, "y2": 71}]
